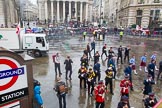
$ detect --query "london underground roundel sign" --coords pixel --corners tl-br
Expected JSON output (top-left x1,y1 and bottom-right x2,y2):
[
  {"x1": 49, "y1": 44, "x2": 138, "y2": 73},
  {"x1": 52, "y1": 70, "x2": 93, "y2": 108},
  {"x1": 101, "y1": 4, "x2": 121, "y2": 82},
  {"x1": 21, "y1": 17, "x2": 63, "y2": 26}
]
[
  {"x1": 0, "y1": 58, "x2": 18, "y2": 91},
  {"x1": 0, "y1": 56, "x2": 28, "y2": 103}
]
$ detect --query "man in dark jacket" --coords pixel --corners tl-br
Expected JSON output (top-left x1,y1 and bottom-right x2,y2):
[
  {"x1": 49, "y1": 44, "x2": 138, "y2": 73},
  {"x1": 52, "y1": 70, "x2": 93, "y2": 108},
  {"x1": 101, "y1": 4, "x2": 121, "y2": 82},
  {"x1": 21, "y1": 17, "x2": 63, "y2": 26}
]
[
  {"x1": 117, "y1": 45, "x2": 123, "y2": 64},
  {"x1": 87, "y1": 43, "x2": 92, "y2": 59},
  {"x1": 64, "y1": 56, "x2": 73, "y2": 80},
  {"x1": 93, "y1": 61, "x2": 101, "y2": 82},
  {"x1": 147, "y1": 60, "x2": 155, "y2": 80},
  {"x1": 124, "y1": 46, "x2": 131, "y2": 63},
  {"x1": 90, "y1": 40, "x2": 95, "y2": 52},
  {"x1": 94, "y1": 51, "x2": 100, "y2": 64},
  {"x1": 101, "y1": 44, "x2": 107, "y2": 59}
]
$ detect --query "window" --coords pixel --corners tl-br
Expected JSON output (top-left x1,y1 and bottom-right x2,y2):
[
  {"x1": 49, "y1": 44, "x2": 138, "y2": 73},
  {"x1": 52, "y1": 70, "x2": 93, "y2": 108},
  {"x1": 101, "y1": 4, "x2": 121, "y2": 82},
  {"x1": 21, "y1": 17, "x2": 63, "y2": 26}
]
[
  {"x1": 155, "y1": 10, "x2": 160, "y2": 17},
  {"x1": 36, "y1": 37, "x2": 45, "y2": 47},
  {"x1": 154, "y1": 0, "x2": 160, "y2": 3},
  {"x1": 138, "y1": 0, "x2": 144, "y2": 4},
  {"x1": 36, "y1": 37, "x2": 42, "y2": 43},
  {"x1": 136, "y1": 17, "x2": 142, "y2": 26},
  {"x1": 137, "y1": 10, "x2": 143, "y2": 16},
  {"x1": 25, "y1": 37, "x2": 32, "y2": 44},
  {"x1": 150, "y1": 10, "x2": 154, "y2": 16}
]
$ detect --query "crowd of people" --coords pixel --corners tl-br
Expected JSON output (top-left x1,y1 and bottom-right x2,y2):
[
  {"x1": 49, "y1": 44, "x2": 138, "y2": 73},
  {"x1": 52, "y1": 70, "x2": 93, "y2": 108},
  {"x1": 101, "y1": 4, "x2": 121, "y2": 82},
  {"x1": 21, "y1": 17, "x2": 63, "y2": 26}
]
[{"x1": 50, "y1": 34, "x2": 162, "y2": 108}]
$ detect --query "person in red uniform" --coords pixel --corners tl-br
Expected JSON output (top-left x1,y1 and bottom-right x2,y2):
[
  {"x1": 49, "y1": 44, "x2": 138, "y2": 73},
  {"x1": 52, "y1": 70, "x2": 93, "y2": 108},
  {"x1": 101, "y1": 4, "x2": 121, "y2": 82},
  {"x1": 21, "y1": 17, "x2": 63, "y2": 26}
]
[
  {"x1": 94, "y1": 80, "x2": 105, "y2": 108},
  {"x1": 120, "y1": 75, "x2": 133, "y2": 98}
]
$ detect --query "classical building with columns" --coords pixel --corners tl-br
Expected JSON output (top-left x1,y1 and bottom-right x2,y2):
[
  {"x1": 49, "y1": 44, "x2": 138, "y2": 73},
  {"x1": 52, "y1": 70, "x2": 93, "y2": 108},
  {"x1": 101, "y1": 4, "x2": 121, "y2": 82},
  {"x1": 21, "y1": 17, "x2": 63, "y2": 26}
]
[
  {"x1": 38, "y1": 0, "x2": 93, "y2": 23},
  {"x1": 0, "y1": 0, "x2": 19, "y2": 27}
]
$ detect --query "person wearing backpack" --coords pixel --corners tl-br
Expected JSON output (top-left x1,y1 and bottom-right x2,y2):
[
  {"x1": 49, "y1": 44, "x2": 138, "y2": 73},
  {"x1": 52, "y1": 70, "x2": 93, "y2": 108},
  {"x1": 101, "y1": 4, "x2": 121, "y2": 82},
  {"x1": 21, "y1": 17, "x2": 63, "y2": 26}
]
[{"x1": 54, "y1": 77, "x2": 67, "y2": 108}]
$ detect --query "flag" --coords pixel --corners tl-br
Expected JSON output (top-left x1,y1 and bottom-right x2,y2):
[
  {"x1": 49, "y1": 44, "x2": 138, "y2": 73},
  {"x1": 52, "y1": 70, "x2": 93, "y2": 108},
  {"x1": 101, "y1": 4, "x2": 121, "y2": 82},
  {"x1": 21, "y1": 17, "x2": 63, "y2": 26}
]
[{"x1": 16, "y1": 22, "x2": 20, "y2": 35}]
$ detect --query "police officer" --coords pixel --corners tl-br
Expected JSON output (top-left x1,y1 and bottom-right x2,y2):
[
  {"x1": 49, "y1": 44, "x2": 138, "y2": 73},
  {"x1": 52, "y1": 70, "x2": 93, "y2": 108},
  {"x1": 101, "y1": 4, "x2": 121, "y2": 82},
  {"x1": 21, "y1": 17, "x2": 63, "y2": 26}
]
[
  {"x1": 78, "y1": 65, "x2": 87, "y2": 89},
  {"x1": 87, "y1": 67, "x2": 96, "y2": 96},
  {"x1": 105, "y1": 66, "x2": 114, "y2": 95}
]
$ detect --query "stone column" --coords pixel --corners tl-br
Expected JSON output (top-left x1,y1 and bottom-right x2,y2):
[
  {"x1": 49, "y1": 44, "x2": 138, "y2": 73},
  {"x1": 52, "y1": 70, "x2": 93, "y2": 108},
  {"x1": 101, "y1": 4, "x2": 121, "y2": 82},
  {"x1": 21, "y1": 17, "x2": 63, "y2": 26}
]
[
  {"x1": 85, "y1": 3, "x2": 88, "y2": 21},
  {"x1": 51, "y1": 0, "x2": 54, "y2": 22},
  {"x1": 75, "y1": 2, "x2": 77, "y2": 19},
  {"x1": 63, "y1": 1, "x2": 65, "y2": 22},
  {"x1": 57, "y1": 1, "x2": 60, "y2": 22},
  {"x1": 38, "y1": 2, "x2": 42, "y2": 20},
  {"x1": 80, "y1": 2, "x2": 83, "y2": 22},
  {"x1": 69, "y1": 1, "x2": 71, "y2": 20},
  {"x1": 45, "y1": 0, "x2": 48, "y2": 20}
]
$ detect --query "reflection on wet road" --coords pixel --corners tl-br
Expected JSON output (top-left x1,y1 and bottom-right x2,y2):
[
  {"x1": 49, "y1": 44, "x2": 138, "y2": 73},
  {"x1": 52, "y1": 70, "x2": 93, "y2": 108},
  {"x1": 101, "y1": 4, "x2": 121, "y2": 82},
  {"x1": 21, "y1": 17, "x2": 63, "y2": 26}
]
[{"x1": 33, "y1": 35, "x2": 162, "y2": 108}]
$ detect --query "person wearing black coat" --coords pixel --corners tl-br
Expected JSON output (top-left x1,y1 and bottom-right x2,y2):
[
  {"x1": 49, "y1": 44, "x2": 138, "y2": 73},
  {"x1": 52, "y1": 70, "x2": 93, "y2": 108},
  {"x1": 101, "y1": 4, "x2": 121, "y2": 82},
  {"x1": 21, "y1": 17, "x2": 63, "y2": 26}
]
[
  {"x1": 101, "y1": 44, "x2": 107, "y2": 59},
  {"x1": 80, "y1": 54, "x2": 89, "y2": 69},
  {"x1": 124, "y1": 46, "x2": 131, "y2": 63},
  {"x1": 147, "y1": 60, "x2": 156, "y2": 80},
  {"x1": 117, "y1": 45, "x2": 124, "y2": 64},
  {"x1": 117, "y1": 95, "x2": 130, "y2": 108},
  {"x1": 64, "y1": 56, "x2": 73, "y2": 80},
  {"x1": 143, "y1": 74, "x2": 155, "y2": 99},
  {"x1": 144, "y1": 92, "x2": 158, "y2": 108},
  {"x1": 157, "y1": 60, "x2": 162, "y2": 80}
]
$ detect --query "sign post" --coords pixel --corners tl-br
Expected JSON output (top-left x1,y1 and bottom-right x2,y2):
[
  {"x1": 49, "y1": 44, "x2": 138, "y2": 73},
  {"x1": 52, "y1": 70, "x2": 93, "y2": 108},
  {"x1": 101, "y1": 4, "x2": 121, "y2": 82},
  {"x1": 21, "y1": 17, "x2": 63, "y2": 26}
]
[{"x1": 0, "y1": 47, "x2": 34, "y2": 108}]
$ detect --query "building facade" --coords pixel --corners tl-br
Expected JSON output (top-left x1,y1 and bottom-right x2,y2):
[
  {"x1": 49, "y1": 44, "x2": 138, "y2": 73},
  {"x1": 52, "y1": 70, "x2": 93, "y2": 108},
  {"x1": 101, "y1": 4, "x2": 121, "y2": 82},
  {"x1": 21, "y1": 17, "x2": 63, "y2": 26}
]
[
  {"x1": 38, "y1": 0, "x2": 93, "y2": 23},
  {"x1": 92, "y1": 0, "x2": 104, "y2": 24},
  {"x1": 104, "y1": 0, "x2": 120, "y2": 27},
  {"x1": 117, "y1": 0, "x2": 162, "y2": 28},
  {"x1": 0, "y1": 0, "x2": 19, "y2": 27},
  {"x1": 22, "y1": 0, "x2": 38, "y2": 21}
]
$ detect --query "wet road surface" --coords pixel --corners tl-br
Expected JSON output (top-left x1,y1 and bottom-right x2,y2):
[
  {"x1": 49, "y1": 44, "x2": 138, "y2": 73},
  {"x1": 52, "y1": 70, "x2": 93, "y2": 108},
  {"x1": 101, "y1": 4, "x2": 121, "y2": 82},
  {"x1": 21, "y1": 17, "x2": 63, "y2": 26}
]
[{"x1": 32, "y1": 35, "x2": 162, "y2": 108}]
